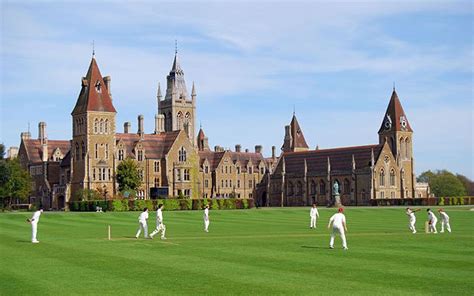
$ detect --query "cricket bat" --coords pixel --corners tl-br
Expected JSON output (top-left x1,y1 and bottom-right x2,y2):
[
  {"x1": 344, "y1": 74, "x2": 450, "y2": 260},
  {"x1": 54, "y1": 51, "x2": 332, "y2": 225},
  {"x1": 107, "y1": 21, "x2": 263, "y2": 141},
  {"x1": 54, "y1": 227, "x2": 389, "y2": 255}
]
[{"x1": 425, "y1": 221, "x2": 429, "y2": 233}]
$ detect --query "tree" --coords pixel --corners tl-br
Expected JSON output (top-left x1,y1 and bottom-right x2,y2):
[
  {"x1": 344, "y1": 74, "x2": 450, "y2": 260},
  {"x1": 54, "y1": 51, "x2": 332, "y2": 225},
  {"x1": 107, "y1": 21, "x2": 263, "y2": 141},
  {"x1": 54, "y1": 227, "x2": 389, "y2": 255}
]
[
  {"x1": 418, "y1": 170, "x2": 466, "y2": 197},
  {"x1": 116, "y1": 158, "x2": 141, "y2": 193},
  {"x1": 456, "y1": 174, "x2": 474, "y2": 196},
  {"x1": 0, "y1": 144, "x2": 5, "y2": 160},
  {"x1": 0, "y1": 158, "x2": 32, "y2": 208}
]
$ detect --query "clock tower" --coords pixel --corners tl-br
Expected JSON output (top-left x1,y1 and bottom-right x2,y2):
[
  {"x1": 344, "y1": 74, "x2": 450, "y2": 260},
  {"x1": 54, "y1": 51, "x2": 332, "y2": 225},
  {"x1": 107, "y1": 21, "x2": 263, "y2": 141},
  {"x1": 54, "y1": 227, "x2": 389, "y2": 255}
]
[{"x1": 378, "y1": 88, "x2": 414, "y2": 198}]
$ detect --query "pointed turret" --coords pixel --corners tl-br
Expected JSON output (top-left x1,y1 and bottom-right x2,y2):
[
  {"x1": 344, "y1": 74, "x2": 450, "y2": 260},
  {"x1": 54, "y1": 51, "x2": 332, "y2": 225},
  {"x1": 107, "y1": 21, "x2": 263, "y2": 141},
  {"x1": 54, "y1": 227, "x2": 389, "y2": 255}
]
[
  {"x1": 282, "y1": 114, "x2": 309, "y2": 152},
  {"x1": 157, "y1": 83, "x2": 162, "y2": 102},
  {"x1": 197, "y1": 126, "x2": 210, "y2": 151},
  {"x1": 72, "y1": 57, "x2": 116, "y2": 115},
  {"x1": 191, "y1": 82, "x2": 196, "y2": 102},
  {"x1": 165, "y1": 50, "x2": 188, "y2": 101},
  {"x1": 378, "y1": 89, "x2": 412, "y2": 134}
]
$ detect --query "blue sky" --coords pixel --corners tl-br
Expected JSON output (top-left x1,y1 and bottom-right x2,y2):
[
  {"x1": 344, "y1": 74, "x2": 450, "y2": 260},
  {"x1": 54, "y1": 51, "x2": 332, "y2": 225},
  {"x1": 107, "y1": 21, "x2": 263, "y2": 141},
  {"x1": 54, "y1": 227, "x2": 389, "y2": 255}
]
[{"x1": 1, "y1": 1, "x2": 473, "y2": 178}]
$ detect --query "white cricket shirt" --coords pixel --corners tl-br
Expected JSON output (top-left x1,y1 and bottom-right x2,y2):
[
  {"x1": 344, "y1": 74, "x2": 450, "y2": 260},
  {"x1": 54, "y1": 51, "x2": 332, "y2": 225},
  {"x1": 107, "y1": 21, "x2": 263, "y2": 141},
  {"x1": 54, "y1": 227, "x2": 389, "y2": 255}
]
[
  {"x1": 138, "y1": 211, "x2": 148, "y2": 223},
  {"x1": 329, "y1": 213, "x2": 346, "y2": 229},
  {"x1": 204, "y1": 208, "x2": 209, "y2": 220},
  {"x1": 157, "y1": 209, "x2": 163, "y2": 223},
  {"x1": 440, "y1": 212, "x2": 449, "y2": 222},
  {"x1": 310, "y1": 208, "x2": 319, "y2": 218}
]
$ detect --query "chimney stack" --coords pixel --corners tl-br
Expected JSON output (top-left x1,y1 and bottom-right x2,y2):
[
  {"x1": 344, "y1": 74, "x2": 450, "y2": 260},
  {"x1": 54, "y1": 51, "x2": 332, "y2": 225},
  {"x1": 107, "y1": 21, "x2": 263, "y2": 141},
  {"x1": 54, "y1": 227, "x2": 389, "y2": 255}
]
[
  {"x1": 235, "y1": 144, "x2": 241, "y2": 153},
  {"x1": 38, "y1": 122, "x2": 47, "y2": 145},
  {"x1": 255, "y1": 145, "x2": 262, "y2": 154},
  {"x1": 137, "y1": 115, "x2": 144, "y2": 138},
  {"x1": 155, "y1": 114, "x2": 165, "y2": 133},
  {"x1": 124, "y1": 122, "x2": 131, "y2": 133},
  {"x1": 103, "y1": 76, "x2": 112, "y2": 97},
  {"x1": 272, "y1": 146, "x2": 276, "y2": 159},
  {"x1": 245, "y1": 148, "x2": 249, "y2": 153}
]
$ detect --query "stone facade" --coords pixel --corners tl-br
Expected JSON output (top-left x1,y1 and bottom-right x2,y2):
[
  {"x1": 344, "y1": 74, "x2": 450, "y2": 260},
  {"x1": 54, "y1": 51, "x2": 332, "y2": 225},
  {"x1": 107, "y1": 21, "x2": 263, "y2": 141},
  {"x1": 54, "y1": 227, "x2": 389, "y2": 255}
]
[{"x1": 255, "y1": 89, "x2": 417, "y2": 207}]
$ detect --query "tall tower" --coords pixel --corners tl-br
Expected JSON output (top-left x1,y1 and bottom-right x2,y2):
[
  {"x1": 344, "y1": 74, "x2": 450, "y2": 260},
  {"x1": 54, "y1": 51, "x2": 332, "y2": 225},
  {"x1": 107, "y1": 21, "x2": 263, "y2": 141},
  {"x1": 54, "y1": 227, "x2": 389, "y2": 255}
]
[
  {"x1": 281, "y1": 114, "x2": 309, "y2": 152},
  {"x1": 378, "y1": 88, "x2": 414, "y2": 198},
  {"x1": 71, "y1": 54, "x2": 117, "y2": 198},
  {"x1": 158, "y1": 48, "x2": 196, "y2": 145}
]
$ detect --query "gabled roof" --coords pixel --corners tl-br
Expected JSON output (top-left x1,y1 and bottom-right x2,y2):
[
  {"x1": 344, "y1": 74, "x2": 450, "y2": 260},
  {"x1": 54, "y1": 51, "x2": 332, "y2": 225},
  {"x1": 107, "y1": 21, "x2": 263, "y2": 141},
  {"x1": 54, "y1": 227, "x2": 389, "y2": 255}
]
[
  {"x1": 72, "y1": 57, "x2": 116, "y2": 114},
  {"x1": 22, "y1": 139, "x2": 70, "y2": 163},
  {"x1": 116, "y1": 131, "x2": 180, "y2": 159},
  {"x1": 378, "y1": 90, "x2": 413, "y2": 133},
  {"x1": 198, "y1": 150, "x2": 265, "y2": 172},
  {"x1": 290, "y1": 114, "x2": 309, "y2": 149},
  {"x1": 276, "y1": 144, "x2": 383, "y2": 175},
  {"x1": 197, "y1": 128, "x2": 206, "y2": 141}
]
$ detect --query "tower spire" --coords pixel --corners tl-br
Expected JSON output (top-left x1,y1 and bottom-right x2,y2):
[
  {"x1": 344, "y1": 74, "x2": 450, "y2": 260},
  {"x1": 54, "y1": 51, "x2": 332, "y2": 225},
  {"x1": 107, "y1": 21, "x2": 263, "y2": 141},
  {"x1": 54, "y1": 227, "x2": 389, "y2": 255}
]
[
  {"x1": 157, "y1": 83, "x2": 162, "y2": 101},
  {"x1": 175, "y1": 39, "x2": 178, "y2": 55},
  {"x1": 92, "y1": 40, "x2": 95, "y2": 58}
]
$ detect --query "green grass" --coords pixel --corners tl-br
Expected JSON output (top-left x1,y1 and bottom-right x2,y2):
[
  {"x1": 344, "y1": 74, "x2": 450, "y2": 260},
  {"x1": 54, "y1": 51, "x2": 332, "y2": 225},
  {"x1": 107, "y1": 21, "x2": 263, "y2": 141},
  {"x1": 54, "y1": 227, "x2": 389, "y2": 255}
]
[{"x1": 1, "y1": 207, "x2": 473, "y2": 295}]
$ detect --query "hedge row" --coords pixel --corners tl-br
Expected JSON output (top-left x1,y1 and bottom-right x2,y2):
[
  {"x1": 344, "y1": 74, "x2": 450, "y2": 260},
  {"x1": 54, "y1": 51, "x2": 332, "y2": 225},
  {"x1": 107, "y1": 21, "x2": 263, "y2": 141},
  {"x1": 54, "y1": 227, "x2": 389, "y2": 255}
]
[
  {"x1": 369, "y1": 196, "x2": 474, "y2": 207},
  {"x1": 69, "y1": 198, "x2": 254, "y2": 212}
]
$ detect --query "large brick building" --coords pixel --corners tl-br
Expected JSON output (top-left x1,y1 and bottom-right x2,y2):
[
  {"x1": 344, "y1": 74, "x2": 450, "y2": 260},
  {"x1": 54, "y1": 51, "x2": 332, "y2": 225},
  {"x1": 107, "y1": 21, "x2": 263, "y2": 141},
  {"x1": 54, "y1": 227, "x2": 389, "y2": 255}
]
[
  {"x1": 255, "y1": 89, "x2": 416, "y2": 206},
  {"x1": 18, "y1": 51, "x2": 267, "y2": 208}
]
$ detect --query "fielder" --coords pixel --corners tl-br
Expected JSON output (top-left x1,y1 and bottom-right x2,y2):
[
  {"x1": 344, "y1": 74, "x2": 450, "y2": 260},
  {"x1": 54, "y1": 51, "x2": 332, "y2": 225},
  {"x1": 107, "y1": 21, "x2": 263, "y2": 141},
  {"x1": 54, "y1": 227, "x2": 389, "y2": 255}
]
[
  {"x1": 135, "y1": 208, "x2": 149, "y2": 239},
  {"x1": 204, "y1": 205, "x2": 210, "y2": 232},
  {"x1": 405, "y1": 207, "x2": 420, "y2": 234},
  {"x1": 438, "y1": 208, "x2": 451, "y2": 233},
  {"x1": 150, "y1": 204, "x2": 166, "y2": 240},
  {"x1": 427, "y1": 208, "x2": 438, "y2": 234},
  {"x1": 27, "y1": 208, "x2": 43, "y2": 243},
  {"x1": 327, "y1": 208, "x2": 348, "y2": 250},
  {"x1": 310, "y1": 203, "x2": 319, "y2": 229}
]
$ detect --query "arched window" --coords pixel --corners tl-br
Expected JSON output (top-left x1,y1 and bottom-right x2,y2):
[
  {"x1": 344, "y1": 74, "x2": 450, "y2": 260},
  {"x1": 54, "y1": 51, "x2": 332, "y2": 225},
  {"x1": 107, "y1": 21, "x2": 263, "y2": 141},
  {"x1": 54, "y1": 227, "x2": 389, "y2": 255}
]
[
  {"x1": 176, "y1": 112, "x2": 183, "y2": 130},
  {"x1": 75, "y1": 143, "x2": 80, "y2": 161},
  {"x1": 288, "y1": 182, "x2": 294, "y2": 195},
  {"x1": 154, "y1": 178, "x2": 159, "y2": 187},
  {"x1": 319, "y1": 180, "x2": 326, "y2": 195},
  {"x1": 296, "y1": 181, "x2": 303, "y2": 196},
  {"x1": 81, "y1": 141, "x2": 85, "y2": 160},
  {"x1": 118, "y1": 150, "x2": 124, "y2": 161},
  {"x1": 390, "y1": 169, "x2": 396, "y2": 186},
  {"x1": 344, "y1": 178, "x2": 350, "y2": 194},
  {"x1": 95, "y1": 144, "x2": 98, "y2": 159},
  {"x1": 99, "y1": 119, "x2": 104, "y2": 134},
  {"x1": 94, "y1": 118, "x2": 98, "y2": 134},
  {"x1": 178, "y1": 147, "x2": 186, "y2": 162},
  {"x1": 104, "y1": 119, "x2": 108, "y2": 134},
  {"x1": 379, "y1": 169, "x2": 385, "y2": 186},
  {"x1": 405, "y1": 138, "x2": 410, "y2": 159},
  {"x1": 399, "y1": 137, "x2": 405, "y2": 159},
  {"x1": 154, "y1": 161, "x2": 160, "y2": 173},
  {"x1": 310, "y1": 180, "x2": 316, "y2": 195}
]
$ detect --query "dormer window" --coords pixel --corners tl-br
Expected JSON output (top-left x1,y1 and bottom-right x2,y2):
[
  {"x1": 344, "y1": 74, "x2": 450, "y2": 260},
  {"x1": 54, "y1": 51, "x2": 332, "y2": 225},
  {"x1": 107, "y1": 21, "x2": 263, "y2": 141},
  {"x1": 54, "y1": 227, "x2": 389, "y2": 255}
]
[
  {"x1": 95, "y1": 80, "x2": 102, "y2": 93},
  {"x1": 178, "y1": 147, "x2": 186, "y2": 162}
]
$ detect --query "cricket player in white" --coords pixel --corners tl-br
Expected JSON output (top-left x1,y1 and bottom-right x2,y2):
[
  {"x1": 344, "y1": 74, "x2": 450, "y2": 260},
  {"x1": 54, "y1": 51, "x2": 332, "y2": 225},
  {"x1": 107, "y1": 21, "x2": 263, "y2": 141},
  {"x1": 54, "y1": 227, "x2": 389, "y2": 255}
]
[
  {"x1": 27, "y1": 208, "x2": 43, "y2": 243},
  {"x1": 427, "y1": 208, "x2": 438, "y2": 234},
  {"x1": 204, "y1": 205, "x2": 210, "y2": 232},
  {"x1": 406, "y1": 207, "x2": 420, "y2": 234},
  {"x1": 310, "y1": 203, "x2": 319, "y2": 229},
  {"x1": 150, "y1": 204, "x2": 166, "y2": 239},
  {"x1": 327, "y1": 208, "x2": 348, "y2": 250},
  {"x1": 438, "y1": 209, "x2": 451, "y2": 233},
  {"x1": 135, "y1": 208, "x2": 149, "y2": 239}
]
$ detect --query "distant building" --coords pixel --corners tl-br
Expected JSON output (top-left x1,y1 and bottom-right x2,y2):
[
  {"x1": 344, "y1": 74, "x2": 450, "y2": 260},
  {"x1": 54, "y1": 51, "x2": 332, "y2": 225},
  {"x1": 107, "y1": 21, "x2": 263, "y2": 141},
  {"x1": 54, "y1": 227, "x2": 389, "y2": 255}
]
[
  {"x1": 256, "y1": 89, "x2": 416, "y2": 206},
  {"x1": 7, "y1": 146, "x2": 19, "y2": 159}
]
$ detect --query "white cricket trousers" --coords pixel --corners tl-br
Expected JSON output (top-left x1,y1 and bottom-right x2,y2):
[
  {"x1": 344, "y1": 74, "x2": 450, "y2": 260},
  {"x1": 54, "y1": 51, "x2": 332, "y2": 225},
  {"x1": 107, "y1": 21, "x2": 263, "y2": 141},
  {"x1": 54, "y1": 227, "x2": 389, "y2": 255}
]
[
  {"x1": 310, "y1": 216, "x2": 317, "y2": 228},
  {"x1": 441, "y1": 220, "x2": 451, "y2": 233},
  {"x1": 31, "y1": 222, "x2": 38, "y2": 242},
  {"x1": 150, "y1": 222, "x2": 166, "y2": 238},
  {"x1": 136, "y1": 221, "x2": 148, "y2": 238},
  {"x1": 204, "y1": 219, "x2": 209, "y2": 231},
  {"x1": 330, "y1": 226, "x2": 347, "y2": 248},
  {"x1": 409, "y1": 218, "x2": 416, "y2": 233},
  {"x1": 429, "y1": 220, "x2": 438, "y2": 233}
]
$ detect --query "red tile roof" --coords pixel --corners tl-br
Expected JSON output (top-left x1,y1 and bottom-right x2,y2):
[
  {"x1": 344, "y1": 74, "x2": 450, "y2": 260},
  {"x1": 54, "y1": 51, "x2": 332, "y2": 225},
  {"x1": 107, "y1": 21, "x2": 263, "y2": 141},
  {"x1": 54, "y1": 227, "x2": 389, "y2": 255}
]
[
  {"x1": 290, "y1": 114, "x2": 309, "y2": 149},
  {"x1": 23, "y1": 139, "x2": 70, "y2": 163},
  {"x1": 72, "y1": 58, "x2": 116, "y2": 114},
  {"x1": 378, "y1": 90, "x2": 413, "y2": 133},
  {"x1": 116, "y1": 131, "x2": 180, "y2": 159},
  {"x1": 198, "y1": 150, "x2": 265, "y2": 171},
  {"x1": 276, "y1": 144, "x2": 382, "y2": 175}
]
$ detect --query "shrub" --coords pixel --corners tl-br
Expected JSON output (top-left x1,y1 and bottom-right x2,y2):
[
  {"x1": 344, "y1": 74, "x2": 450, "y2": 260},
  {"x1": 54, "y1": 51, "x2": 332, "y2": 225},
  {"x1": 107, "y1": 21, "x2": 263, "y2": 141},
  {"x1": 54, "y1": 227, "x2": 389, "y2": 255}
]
[
  {"x1": 192, "y1": 199, "x2": 203, "y2": 210},
  {"x1": 111, "y1": 200, "x2": 129, "y2": 212},
  {"x1": 235, "y1": 199, "x2": 243, "y2": 209},
  {"x1": 210, "y1": 199, "x2": 219, "y2": 210},
  {"x1": 179, "y1": 199, "x2": 192, "y2": 210},
  {"x1": 242, "y1": 199, "x2": 249, "y2": 209},
  {"x1": 224, "y1": 198, "x2": 236, "y2": 209},
  {"x1": 217, "y1": 199, "x2": 226, "y2": 209},
  {"x1": 438, "y1": 197, "x2": 444, "y2": 206}
]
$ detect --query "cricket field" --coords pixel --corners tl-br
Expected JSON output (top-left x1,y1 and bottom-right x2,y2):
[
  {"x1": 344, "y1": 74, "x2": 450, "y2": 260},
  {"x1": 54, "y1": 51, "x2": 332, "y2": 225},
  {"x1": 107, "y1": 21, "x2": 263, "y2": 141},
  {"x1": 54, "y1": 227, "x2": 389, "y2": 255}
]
[{"x1": 1, "y1": 207, "x2": 473, "y2": 295}]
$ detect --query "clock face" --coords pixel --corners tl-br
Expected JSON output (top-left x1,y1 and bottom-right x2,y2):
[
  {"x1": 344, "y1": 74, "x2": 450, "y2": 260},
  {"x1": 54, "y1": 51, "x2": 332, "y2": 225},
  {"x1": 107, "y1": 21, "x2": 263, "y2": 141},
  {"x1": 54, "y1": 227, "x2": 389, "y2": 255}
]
[
  {"x1": 384, "y1": 114, "x2": 392, "y2": 130},
  {"x1": 400, "y1": 116, "x2": 407, "y2": 129}
]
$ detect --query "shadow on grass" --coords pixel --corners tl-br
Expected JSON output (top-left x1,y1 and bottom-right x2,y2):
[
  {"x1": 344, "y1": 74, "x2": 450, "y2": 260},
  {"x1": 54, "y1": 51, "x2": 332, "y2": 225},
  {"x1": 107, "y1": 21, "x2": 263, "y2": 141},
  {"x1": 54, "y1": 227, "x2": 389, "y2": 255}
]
[
  {"x1": 16, "y1": 240, "x2": 32, "y2": 243},
  {"x1": 301, "y1": 245, "x2": 327, "y2": 249}
]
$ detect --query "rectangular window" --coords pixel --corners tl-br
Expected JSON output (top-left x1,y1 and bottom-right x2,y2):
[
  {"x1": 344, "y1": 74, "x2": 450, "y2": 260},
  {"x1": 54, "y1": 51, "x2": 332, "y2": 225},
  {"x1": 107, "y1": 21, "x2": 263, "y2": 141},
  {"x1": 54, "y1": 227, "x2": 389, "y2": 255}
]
[
  {"x1": 380, "y1": 191, "x2": 385, "y2": 199},
  {"x1": 237, "y1": 167, "x2": 240, "y2": 174},
  {"x1": 154, "y1": 161, "x2": 160, "y2": 173},
  {"x1": 93, "y1": 168, "x2": 96, "y2": 181},
  {"x1": 95, "y1": 144, "x2": 98, "y2": 159},
  {"x1": 102, "y1": 168, "x2": 106, "y2": 181},
  {"x1": 184, "y1": 169, "x2": 190, "y2": 181},
  {"x1": 177, "y1": 169, "x2": 181, "y2": 181},
  {"x1": 118, "y1": 150, "x2": 124, "y2": 161},
  {"x1": 205, "y1": 180, "x2": 209, "y2": 188},
  {"x1": 105, "y1": 144, "x2": 109, "y2": 159},
  {"x1": 137, "y1": 150, "x2": 143, "y2": 161},
  {"x1": 229, "y1": 180, "x2": 232, "y2": 188},
  {"x1": 260, "y1": 167, "x2": 265, "y2": 174},
  {"x1": 237, "y1": 180, "x2": 240, "y2": 188},
  {"x1": 248, "y1": 180, "x2": 252, "y2": 188}
]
